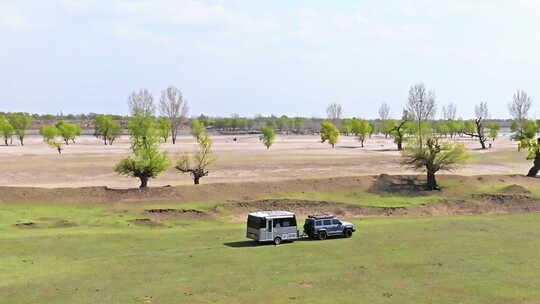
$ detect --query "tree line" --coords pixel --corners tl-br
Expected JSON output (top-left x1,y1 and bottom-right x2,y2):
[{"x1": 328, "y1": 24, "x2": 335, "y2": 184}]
[{"x1": 1, "y1": 84, "x2": 539, "y2": 189}]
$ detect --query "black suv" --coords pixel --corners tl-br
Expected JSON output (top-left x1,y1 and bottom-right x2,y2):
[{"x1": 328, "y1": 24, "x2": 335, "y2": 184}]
[{"x1": 303, "y1": 214, "x2": 356, "y2": 240}]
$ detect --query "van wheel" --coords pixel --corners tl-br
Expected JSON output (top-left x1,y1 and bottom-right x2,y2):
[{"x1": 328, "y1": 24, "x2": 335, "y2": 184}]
[
  {"x1": 344, "y1": 229, "x2": 353, "y2": 238},
  {"x1": 273, "y1": 237, "x2": 282, "y2": 245},
  {"x1": 318, "y1": 231, "x2": 327, "y2": 240}
]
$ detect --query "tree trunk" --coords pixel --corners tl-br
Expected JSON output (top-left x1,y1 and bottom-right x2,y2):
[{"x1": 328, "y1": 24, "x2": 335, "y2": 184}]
[
  {"x1": 527, "y1": 152, "x2": 540, "y2": 177},
  {"x1": 20, "y1": 137, "x2": 24, "y2": 146},
  {"x1": 426, "y1": 169, "x2": 438, "y2": 190},
  {"x1": 480, "y1": 139, "x2": 486, "y2": 149},
  {"x1": 4, "y1": 138, "x2": 7, "y2": 146},
  {"x1": 139, "y1": 176, "x2": 149, "y2": 188},
  {"x1": 194, "y1": 177, "x2": 200, "y2": 185},
  {"x1": 397, "y1": 140, "x2": 402, "y2": 151}
]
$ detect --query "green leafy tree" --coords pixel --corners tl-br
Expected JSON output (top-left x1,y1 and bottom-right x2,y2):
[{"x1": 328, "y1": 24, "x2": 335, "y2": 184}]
[
  {"x1": 94, "y1": 115, "x2": 122, "y2": 145},
  {"x1": 0, "y1": 117, "x2": 14, "y2": 146},
  {"x1": 56, "y1": 121, "x2": 81, "y2": 145},
  {"x1": 522, "y1": 120, "x2": 537, "y2": 140},
  {"x1": 191, "y1": 119, "x2": 206, "y2": 140},
  {"x1": 380, "y1": 120, "x2": 397, "y2": 139},
  {"x1": 176, "y1": 135, "x2": 216, "y2": 184},
  {"x1": 402, "y1": 137, "x2": 469, "y2": 190},
  {"x1": 351, "y1": 119, "x2": 372, "y2": 147},
  {"x1": 434, "y1": 121, "x2": 450, "y2": 137},
  {"x1": 487, "y1": 122, "x2": 501, "y2": 142},
  {"x1": 259, "y1": 126, "x2": 275, "y2": 149},
  {"x1": 519, "y1": 138, "x2": 540, "y2": 177},
  {"x1": 8, "y1": 113, "x2": 33, "y2": 146},
  {"x1": 320, "y1": 121, "x2": 339, "y2": 148},
  {"x1": 114, "y1": 112, "x2": 170, "y2": 188},
  {"x1": 341, "y1": 119, "x2": 353, "y2": 135},
  {"x1": 156, "y1": 117, "x2": 172, "y2": 142},
  {"x1": 39, "y1": 125, "x2": 58, "y2": 143},
  {"x1": 39, "y1": 125, "x2": 63, "y2": 154}
]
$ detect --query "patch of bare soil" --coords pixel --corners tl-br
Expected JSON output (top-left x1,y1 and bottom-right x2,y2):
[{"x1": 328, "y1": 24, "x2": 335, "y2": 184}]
[
  {"x1": 369, "y1": 174, "x2": 428, "y2": 193},
  {"x1": 144, "y1": 208, "x2": 207, "y2": 221},
  {"x1": 128, "y1": 218, "x2": 165, "y2": 227},
  {"x1": 51, "y1": 220, "x2": 78, "y2": 227},
  {"x1": 14, "y1": 222, "x2": 38, "y2": 228}
]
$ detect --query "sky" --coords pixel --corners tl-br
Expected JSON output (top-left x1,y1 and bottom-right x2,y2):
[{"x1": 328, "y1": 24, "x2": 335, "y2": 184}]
[{"x1": 1, "y1": 0, "x2": 539, "y2": 119}]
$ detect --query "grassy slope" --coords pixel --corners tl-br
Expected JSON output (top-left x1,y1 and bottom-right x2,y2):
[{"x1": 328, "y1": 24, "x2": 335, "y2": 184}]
[{"x1": 2, "y1": 203, "x2": 540, "y2": 304}]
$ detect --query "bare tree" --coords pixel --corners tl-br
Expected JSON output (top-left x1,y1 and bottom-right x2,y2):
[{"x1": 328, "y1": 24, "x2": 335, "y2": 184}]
[
  {"x1": 407, "y1": 83, "x2": 436, "y2": 144},
  {"x1": 378, "y1": 102, "x2": 390, "y2": 121},
  {"x1": 442, "y1": 103, "x2": 457, "y2": 120},
  {"x1": 475, "y1": 101, "x2": 489, "y2": 120},
  {"x1": 128, "y1": 89, "x2": 155, "y2": 116},
  {"x1": 326, "y1": 103, "x2": 343, "y2": 124},
  {"x1": 509, "y1": 90, "x2": 532, "y2": 122},
  {"x1": 159, "y1": 86, "x2": 189, "y2": 144}
]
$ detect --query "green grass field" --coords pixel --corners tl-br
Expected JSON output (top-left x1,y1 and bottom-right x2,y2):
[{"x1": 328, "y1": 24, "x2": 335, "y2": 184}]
[{"x1": 2, "y1": 201, "x2": 540, "y2": 304}]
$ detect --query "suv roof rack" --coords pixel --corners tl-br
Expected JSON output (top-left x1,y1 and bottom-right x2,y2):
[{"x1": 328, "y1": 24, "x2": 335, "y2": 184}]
[{"x1": 307, "y1": 214, "x2": 335, "y2": 220}]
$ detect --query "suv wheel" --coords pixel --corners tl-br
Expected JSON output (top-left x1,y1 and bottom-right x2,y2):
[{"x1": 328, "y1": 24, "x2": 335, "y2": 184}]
[
  {"x1": 273, "y1": 237, "x2": 282, "y2": 245},
  {"x1": 318, "y1": 231, "x2": 327, "y2": 240},
  {"x1": 344, "y1": 229, "x2": 353, "y2": 238}
]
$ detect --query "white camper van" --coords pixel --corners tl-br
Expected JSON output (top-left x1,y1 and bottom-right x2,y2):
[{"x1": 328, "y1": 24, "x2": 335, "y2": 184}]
[{"x1": 246, "y1": 211, "x2": 298, "y2": 245}]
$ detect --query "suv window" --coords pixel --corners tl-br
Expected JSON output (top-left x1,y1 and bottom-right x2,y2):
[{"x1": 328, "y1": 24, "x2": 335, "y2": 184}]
[
  {"x1": 332, "y1": 219, "x2": 340, "y2": 225},
  {"x1": 315, "y1": 220, "x2": 322, "y2": 226},
  {"x1": 323, "y1": 220, "x2": 332, "y2": 226}
]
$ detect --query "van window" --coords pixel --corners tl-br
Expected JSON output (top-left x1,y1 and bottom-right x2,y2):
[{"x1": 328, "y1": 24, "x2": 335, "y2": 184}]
[
  {"x1": 315, "y1": 220, "x2": 322, "y2": 226},
  {"x1": 247, "y1": 215, "x2": 265, "y2": 229},
  {"x1": 267, "y1": 220, "x2": 272, "y2": 232},
  {"x1": 273, "y1": 217, "x2": 297, "y2": 228},
  {"x1": 332, "y1": 219, "x2": 340, "y2": 225},
  {"x1": 323, "y1": 220, "x2": 332, "y2": 226}
]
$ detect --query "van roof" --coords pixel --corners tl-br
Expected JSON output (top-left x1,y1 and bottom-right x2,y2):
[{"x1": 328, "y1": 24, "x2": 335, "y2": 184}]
[{"x1": 248, "y1": 211, "x2": 295, "y2": 218}]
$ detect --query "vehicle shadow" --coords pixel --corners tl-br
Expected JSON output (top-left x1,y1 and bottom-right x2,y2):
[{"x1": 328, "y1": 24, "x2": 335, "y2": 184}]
[
  {"x1": 224, "y1": 236, "x2": 348, "y2": 248},
  {"x1": 223, "y1": 241, "x2": 262, "y2": 248}
]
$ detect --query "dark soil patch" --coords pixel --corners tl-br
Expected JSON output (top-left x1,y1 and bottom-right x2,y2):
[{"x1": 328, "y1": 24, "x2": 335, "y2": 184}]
[
  {"x1": 369, "y1": 175, "x2": 431, "y2": 194},
  {"x1": 128, "y1": 218, "x2": 164, "y2": 227},
  {"x1": 144, "y1": 209, "x2": 207, "y2": 221},
  {"x1": 14, "y1": 222, "x2": 38, "y2": 228},
  {"x1": 52, "y1": 220, "x2": 78, "y2": 228}
]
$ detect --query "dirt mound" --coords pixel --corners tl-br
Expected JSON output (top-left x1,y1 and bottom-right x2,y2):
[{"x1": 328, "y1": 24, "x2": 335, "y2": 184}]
[
  {"x1": 227, "y1": 199, "x2": 409, "y2": 219},
  {"x1": 501, "y1": 184, "x2": 531, "y2": 194},
  {"x1": 226, "y1": 194, "x2": 540, "y2": 220}
]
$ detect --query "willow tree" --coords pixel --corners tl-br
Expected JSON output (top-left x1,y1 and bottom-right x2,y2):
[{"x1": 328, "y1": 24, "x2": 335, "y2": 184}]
[
  {"x1": 8, "y1": 113, "x2": 33, "y2": 146},
  {"x1": 351, "y1": 119, "x2": 372, "y2": 148},
  {"x1": 519, "y1": 138, "x2": 540, "y2": 177},
  {"x1": 114, "y1": 112, "x2": 170, "y2": 188},
  {"x1": 0, "y1": 117, "x2": 14, "y2": 146},
  {"x1": 259, "y1": 126, "x2": 275, "y2": 149},
  {"x1": 402, "y1": 137, "x2": 468, "y2": 190},
  {"x1": 320, "y1": 121, "x2": 339, "y2": 148},
  {"x1": 462, "y1": 102, "x2": 489, "y2": 149},
  {"x1": 176, "y1": 135, "x2": 216, "y2": 185}
]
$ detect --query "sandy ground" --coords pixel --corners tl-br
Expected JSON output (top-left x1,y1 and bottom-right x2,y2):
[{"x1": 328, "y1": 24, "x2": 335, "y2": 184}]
[{"x1": 0, "y1": 134, "x2": 530, "y2": 188}]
